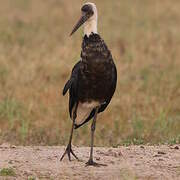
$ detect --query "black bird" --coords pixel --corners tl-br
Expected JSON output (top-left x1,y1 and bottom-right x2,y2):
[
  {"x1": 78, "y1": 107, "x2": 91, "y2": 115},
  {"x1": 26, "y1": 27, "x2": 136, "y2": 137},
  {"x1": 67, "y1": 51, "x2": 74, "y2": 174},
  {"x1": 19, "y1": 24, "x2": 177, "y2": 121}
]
[{"x1": 60, "y1": 2, "x2": 117, "y2": 166}]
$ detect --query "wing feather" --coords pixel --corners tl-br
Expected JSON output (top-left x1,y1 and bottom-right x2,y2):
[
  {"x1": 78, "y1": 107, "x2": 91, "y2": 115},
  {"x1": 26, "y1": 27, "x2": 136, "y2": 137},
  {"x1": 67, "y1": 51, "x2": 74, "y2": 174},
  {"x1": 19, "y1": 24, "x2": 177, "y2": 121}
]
[{"x1": 62, "y1": 61, "x2": 82, "y2": 118}]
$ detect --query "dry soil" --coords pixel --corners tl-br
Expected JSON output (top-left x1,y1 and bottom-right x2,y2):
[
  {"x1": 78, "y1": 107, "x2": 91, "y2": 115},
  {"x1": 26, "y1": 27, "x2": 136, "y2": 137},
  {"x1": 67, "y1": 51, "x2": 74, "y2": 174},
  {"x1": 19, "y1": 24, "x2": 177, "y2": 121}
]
[{"x1": 0, "y1": 144, "x2": 180, "y2": 179}]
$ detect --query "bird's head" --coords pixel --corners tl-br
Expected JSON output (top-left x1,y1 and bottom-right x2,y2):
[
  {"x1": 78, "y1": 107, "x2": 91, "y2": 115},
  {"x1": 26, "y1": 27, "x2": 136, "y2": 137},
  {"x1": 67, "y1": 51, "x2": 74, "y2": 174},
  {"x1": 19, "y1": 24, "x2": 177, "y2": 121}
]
[{"x1": 70, "y1": 2, "x2": 98, "y2": 36}]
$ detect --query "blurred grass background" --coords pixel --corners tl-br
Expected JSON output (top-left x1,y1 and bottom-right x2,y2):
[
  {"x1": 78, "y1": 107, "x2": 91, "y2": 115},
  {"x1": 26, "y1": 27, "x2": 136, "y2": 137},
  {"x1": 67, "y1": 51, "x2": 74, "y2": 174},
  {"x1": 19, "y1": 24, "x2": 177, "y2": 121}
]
[{"x1": 0, "y1": 0, "x2": 180, "y2": 146}]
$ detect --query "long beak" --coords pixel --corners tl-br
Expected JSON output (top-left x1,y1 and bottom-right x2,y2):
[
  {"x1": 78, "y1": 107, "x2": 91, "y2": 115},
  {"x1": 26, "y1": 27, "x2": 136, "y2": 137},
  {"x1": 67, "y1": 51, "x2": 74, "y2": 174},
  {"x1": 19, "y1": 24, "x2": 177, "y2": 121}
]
[{"x1": 70, "y1": 14, "x2": 89, "y2": 36}]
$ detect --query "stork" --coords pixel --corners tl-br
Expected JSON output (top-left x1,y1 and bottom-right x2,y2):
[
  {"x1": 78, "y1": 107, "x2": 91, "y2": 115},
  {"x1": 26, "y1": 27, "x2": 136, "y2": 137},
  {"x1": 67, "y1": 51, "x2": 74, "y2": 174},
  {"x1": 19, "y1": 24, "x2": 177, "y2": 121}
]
[{"x1": 60, "y1": 2, "x2": 117, "y2": 166}]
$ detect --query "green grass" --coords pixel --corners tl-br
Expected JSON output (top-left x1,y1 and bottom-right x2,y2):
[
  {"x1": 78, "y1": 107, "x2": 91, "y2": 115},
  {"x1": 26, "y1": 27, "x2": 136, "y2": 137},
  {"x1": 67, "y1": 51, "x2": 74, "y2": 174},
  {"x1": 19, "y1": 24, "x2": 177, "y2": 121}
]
[
  {"x1": 176, "y1": 166, "x2": 180, "y2": 177},
  {"x1": 0, "y1": 0, "x2": 180, "y2": 146},
  {"x1": 28, "y1": 176, "x2": 36, "y2": 180},
  {"x1": 0, "y1": 97, "x2": 22, "y2": 128},
  {"x1": 0, "y1": 97, "x2": 30, "y2": 142},
  {"x1": 0, "y1": 168, "x2": 16, "y2": 177},
  {"x1": 119, "y1": 168, "x2": 137, "y2": 180}
]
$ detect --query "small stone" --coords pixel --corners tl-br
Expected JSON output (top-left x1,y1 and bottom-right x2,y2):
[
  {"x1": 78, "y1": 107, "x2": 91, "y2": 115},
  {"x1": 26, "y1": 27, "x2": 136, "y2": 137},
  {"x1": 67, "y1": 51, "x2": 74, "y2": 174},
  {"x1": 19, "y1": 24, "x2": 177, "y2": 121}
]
[
  {"x1": 118, "y1": 151, "x2": 123, "y2": 156},
  {"x1": 96, "y1": 157, "x2": 100, "y2": 161},
  {"x1": 158, "y1": 151, "x2": 166, "y2": 155},
  {"x1": 153, "y1": 154, "x2": 161, "y2": 157},
  {"x1": 174, "y1": 146, "x2": 179, "y2": 150},
  {"x1": 158, "y1": 158, "x2": 164, "y2": 161},
  {"x1": 140, "y1": 145, "x2": 144, "y2": 149},
  {"x1": 11, "y1": 145, "x2": 16, "y2": 148}
]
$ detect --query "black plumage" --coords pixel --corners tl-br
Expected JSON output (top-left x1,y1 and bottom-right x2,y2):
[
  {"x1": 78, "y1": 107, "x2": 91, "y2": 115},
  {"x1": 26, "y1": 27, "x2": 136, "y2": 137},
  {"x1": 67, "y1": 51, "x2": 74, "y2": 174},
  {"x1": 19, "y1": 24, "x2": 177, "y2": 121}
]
[{"x1": 63, "y1": 33, "x2": 117, "y2": 129}]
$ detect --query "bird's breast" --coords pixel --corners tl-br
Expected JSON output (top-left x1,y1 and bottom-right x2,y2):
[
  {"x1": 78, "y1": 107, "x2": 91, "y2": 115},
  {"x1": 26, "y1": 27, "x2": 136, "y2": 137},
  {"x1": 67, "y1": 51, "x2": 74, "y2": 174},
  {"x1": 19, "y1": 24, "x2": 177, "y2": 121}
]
[
  {"x1": 78, "y1": 59, "x2": 114, "y2": 103},
  {"x1": 78, "y1": 33, "x2": 116, "y2": 103}
]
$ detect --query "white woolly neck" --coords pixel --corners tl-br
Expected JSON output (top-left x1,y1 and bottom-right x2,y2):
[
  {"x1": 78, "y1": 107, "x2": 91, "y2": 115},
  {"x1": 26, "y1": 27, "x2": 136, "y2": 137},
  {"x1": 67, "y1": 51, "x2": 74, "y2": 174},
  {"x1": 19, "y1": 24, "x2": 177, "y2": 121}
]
[{"x1": 83, "y1": 3, "x2": 98, "y2": 37}]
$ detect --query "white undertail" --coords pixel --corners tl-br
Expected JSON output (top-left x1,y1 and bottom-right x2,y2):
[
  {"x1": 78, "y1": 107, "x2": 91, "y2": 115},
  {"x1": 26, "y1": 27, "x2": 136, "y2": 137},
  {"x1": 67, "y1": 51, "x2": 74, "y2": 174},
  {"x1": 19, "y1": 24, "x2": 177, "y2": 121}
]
[{"x1": 74, "y1": 101, "x2": 100, "y2": 125}]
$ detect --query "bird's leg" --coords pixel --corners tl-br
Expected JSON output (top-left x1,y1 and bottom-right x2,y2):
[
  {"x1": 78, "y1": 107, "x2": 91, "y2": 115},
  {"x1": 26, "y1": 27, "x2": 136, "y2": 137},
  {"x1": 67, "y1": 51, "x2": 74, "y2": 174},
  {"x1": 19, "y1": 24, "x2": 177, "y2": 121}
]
[
  {"x1": 60, "y1": 104, "x2": 79, "y2": 161},
  {"x1": 86, "y1": 107, "x2": 99, "y2": 166}
]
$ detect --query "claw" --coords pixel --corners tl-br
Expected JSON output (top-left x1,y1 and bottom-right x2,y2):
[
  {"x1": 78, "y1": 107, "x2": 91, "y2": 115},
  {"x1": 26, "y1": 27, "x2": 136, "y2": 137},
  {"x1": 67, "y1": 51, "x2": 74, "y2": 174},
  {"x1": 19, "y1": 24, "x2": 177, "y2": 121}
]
[
  {"x1": 60, "y1": 144, "x2": 79, "y2": 161},
  {"x1": 85, "y1": 159, "x2": 107, "y2": 167},
  {"x1": 86, "y1": 159, "x2": 99, "y2": 166}
]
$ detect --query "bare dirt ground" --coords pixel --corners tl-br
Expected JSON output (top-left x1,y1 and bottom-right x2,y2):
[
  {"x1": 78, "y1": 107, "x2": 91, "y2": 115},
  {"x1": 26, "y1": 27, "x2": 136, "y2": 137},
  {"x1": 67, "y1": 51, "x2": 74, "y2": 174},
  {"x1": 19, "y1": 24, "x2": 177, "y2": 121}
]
[{"x1": 0, "y1": 144, "x2": 180, "y2": 180}]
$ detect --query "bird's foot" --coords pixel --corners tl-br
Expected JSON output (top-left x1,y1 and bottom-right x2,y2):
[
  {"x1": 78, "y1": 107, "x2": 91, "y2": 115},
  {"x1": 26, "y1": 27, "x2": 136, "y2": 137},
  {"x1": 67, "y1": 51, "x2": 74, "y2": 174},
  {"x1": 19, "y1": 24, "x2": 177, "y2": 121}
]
[
  {"x1": 60, "y1": 143, "x2": 79, "y2": 161},
  {"x1": 85, "y1": 159, "x2": 107, "y2": 167}
]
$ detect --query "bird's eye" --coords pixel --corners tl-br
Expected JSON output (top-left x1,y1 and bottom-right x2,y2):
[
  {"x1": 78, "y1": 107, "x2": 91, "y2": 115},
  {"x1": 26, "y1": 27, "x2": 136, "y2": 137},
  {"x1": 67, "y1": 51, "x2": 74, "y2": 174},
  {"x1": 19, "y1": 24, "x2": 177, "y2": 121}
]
[
  {"x1": 81, "y1": 5, "x2": 90, "y2": 12},
  {"x1": 81, "y1": 4, "x2": 93, "y2": 15}
]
